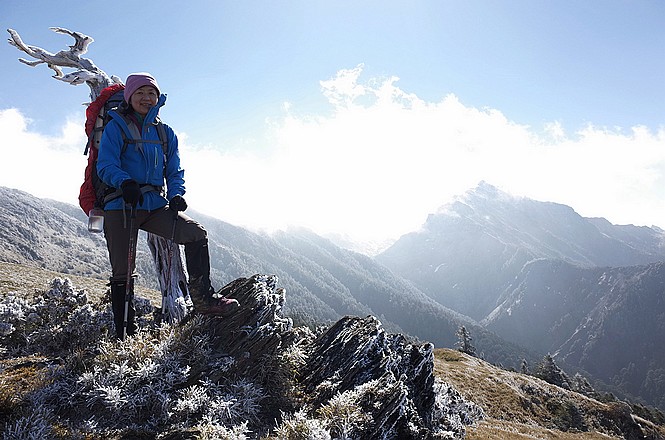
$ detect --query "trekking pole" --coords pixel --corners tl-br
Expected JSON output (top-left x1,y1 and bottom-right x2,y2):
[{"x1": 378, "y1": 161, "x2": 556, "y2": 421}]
[
  {"x1": 123, "y1": 204, "x2": 138, "y2": 341},
  {"x1": 162, "y1": 209, "x2": 178, "y2": 323}
]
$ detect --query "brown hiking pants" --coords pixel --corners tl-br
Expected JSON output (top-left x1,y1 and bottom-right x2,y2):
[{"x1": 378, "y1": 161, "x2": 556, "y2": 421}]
[{"x1": 103, "y1": 207, "x2": 207, "y2": 283}]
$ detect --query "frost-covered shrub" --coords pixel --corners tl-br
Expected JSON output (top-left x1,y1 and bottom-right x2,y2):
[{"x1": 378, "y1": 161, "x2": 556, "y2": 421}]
[
  {"x1": 0, "y1": 278, "x2": 110, "y2": 355},
  {"x1": 1, "y1": 406, "x2": 54, "y2": 440},
  {"x1": 0, "y1": 278, "x2": 158, "y2": 357},
  {"x1": 0, "y1": 295, "x2": 32, "y2": 339},
  {"x1": 317, "y1": 390, "x2": 371, "y2": 439},
  {"x1": 195, "y1": 421, "x2": 250, "y2": 440},
  {"x1": 268, "y1": 329, "x2": 313, "y2": 402},
  {"x1": 274, "y1": 409, "x2": 331, "y2": 440},
  {"x1": 281, "y1": 335, "x2": 310, "y2": 372},
  {"x1": 0, "y1": 277, "x2": 268, "y2": 437},
  {"x1": 8, "y1": 313, "x2": 257, "y2": 437},
  {"x1": 171, "y1": 378, "x2": 265, "y2": 427},
  {"x1": 431, "y1": 379, "x2": 484, "y2": 439},
  {"x1": 65, "y1": 321, "x2": 209, "y2": 426}
]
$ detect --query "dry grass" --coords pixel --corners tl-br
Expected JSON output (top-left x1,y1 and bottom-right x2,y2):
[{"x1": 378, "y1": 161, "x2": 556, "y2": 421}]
[
  {"x1": 466, "y1": 419, "x2": 618, "y2": 440},
  {"x1": 434, "y1": 348, "x2": 665, "y2": 440},
  {"x1": 0, "y1": 355, "x2": 51, "y2": 425}
]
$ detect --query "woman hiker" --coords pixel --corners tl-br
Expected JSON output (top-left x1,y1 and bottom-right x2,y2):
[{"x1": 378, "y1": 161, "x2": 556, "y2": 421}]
[{"x1": 97, "y1": 72, "x2": 239, "y2": 339}]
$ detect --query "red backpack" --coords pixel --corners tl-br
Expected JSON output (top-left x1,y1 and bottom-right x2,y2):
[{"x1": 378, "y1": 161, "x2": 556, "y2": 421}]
[{"x1": 78, "y1": 84, "x2": 125, "y2": 215}]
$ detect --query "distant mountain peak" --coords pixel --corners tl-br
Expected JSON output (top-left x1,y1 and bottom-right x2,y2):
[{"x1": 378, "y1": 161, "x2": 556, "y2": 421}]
[
  {"x1": 434, "y1": 182, "x2": 576, "y2": 224},
  {"x1": 461, "y1": 181, "x2": 538, "y2": 209},
  {"x1": 471, "y1": 180, "x2": 501, "y2": 197},
  {"x1": 436, "y1": 182, "x2": 515, "y2": 215}
]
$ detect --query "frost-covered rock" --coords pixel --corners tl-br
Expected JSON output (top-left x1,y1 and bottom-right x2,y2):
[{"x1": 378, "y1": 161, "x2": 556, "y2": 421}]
[
  {"x1": 194, "y1": 274, "x2": 482, "y2": 439},
  {"x1": 295, "y1": 315, "x2": 482, "y2": 439}
]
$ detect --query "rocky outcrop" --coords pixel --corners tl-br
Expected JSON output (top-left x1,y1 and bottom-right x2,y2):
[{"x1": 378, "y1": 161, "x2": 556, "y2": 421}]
[
  {"x1": 189, "y1": 274, "x2": 482, "y2": 439},
  {"x1": 299, "y1": 316, "x2": 436, "y2": 437}
]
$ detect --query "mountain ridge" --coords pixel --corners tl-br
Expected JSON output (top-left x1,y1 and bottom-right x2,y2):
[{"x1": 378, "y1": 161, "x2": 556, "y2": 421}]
[
  {"x1": 377, "y1": 182, "x2": 665, "y2": 410},
  {"x1": 0, "y1": 185, "x2": 535, "y2": 371}
]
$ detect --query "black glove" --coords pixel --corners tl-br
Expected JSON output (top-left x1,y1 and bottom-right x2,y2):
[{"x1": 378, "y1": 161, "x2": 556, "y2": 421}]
[
  {"x1": 120, "y1": 179, "x2": 143, "y2": 207},
  {"x1": 169, "y1": 195, "x2": 188, "y2": 212}
]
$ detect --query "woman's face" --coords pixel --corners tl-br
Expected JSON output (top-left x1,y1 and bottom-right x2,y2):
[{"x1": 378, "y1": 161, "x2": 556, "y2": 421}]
[{"x1": 129, "y1": 85, "x2": 159, "y2": 116}]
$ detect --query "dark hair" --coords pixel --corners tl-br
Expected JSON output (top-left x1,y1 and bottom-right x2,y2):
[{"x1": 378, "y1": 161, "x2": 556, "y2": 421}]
[{"x1": 118, "y1": 100, "x2": 132, "y2": 115}]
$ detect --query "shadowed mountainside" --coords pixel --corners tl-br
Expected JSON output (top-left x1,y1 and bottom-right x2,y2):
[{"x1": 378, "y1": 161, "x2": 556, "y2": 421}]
[
  {"x1": 377, "y1": 182, "x2": 665, "y2": 411},
  {"x1": 484, "y1": 259, "x2": 665, "y2": 410}
]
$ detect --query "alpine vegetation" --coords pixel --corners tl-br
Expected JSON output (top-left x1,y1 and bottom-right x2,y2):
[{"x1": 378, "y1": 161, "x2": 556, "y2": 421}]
[
  {"x1": 0, "y1": 278, "x2": 116, "y2": 354},
  {"x1": 0, "y1": 274, "x2": 482, "y2": 439}
]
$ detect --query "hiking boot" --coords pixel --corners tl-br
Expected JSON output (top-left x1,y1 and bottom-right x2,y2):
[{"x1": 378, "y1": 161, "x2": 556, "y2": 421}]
[
  {"x1": 185, "y1": 239, "x2": 239, "y2": 316},
  {"x1": 189, "y1": 278, "x2": 240, "y2": 316},
  {"x1": 110, "y1": 281, "x2": 136, "y2": 340}
]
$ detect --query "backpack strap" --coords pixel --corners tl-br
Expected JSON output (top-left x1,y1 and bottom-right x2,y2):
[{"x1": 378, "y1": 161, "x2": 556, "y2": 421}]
[
  {"x1": 117, "y1": 116, "x2": 168, "y2": 153},
  {"x1": 155, "y1": 120, "x2": 168, "y2": 154},
  {"x1": 84, "y1": 104, "x2": 108, "y2": 156},
  {"x1": 84, "y1": 88, "x2": 125, "y2": 156},
  {"x1": 101, "y1": 118, "x2": 170, "y2": 206},
  {"x1": 156, "y1": 121, "x2": 169, "y2": 179}
]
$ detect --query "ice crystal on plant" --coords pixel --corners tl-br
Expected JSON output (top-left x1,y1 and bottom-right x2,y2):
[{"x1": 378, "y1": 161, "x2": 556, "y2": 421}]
[
  {"x1": 89, "y1": 384, "x2": 128, "y2": 410},
  {"x1": 430, "y1": 379, "x2": 484, "y2": 439},
  {"x1": 317, "y1": 389, "x2": 370, "y2": 439},
  {"x1": 171, "y1": 378, "x2": 264, "y2": 427},
  {"x1": 0, "y1": 322, "x2": 15, "y2": 337},
  {"x1": 281, "y1": 339, "x2": 309, "y2": 370},
  {"x1": 210, "y1": 354, "x2": 235, "y2": 372},
  {"x1": 2, "y1": 406, "x2": 54, "y2": 440},
  {"x1": 195, "y1": 420, "x2": 250, "y2": 440},
  {"x1": 0, "y1": 295, "x2": 31, "y2": 337},
  {"x1": 274, "y1": 409, "x2": 331, "y2": 440},
  {"x1": 227, "y1": 378, "x2": 265, "y2": 419},
  {"x1": 173, "y1": 383, "x2": 210, "y2": 416}
]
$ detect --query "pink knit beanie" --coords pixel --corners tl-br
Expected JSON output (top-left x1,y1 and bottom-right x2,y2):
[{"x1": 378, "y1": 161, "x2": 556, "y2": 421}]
[{"x1": 124, "y1": 73, "x2": 160, "y2": 102}]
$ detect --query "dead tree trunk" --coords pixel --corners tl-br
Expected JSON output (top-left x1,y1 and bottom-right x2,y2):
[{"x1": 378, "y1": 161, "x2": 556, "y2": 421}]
[{"x1": 7, "y1": 27, "x2": 189, "y2": 323}]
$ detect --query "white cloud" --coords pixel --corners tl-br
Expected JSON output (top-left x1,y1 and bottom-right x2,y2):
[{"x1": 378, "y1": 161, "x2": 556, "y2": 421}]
[
  {"x1": 182, "y1": 66, "x2": 665, "y2": 241},
  {"x1": 0, "y1": 108, "x2": 87, "y2": 208},
  {"x1": 320, "y1": 64, "x2": 367, "y2": 107},
  {"x1": 3, "y1": 66, "x2": 665, "y2": 244}
]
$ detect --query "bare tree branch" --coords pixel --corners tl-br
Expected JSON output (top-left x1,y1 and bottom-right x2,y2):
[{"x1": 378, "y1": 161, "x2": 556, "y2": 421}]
[{"x1": 7, "y1": 27, "x2": 120, "y2": 100}]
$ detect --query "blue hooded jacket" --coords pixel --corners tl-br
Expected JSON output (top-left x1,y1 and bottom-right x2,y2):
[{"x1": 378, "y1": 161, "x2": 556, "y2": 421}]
[{"x1": 96, "y1": 94, "x2": 185, "y2": 211}]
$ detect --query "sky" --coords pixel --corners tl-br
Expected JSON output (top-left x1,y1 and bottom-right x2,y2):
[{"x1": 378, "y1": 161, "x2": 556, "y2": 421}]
[{"x1": 2, "y1": 1, "x2": 665, "y2": 249}]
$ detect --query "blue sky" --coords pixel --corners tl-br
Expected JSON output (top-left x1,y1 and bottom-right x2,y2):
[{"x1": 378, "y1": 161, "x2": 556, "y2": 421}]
[{"x1": 2, "y1": 1, "x2": 665, "y2": 248}]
